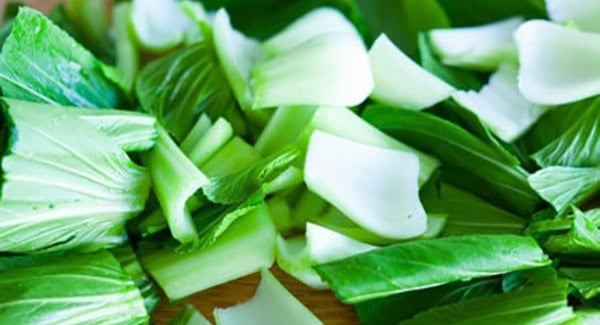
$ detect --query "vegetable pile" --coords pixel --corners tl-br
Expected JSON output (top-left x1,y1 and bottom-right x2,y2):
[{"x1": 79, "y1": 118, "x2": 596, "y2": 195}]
[{"x1": 1, "y1": 0, "x2": 599, "y2": 324}]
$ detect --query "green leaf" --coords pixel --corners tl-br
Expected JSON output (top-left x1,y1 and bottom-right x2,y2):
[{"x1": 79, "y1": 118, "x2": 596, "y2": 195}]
[
  {"x1": 0, "y1": 99, "x2": 151, "y2": 253},
  {"x1": 136, "y1": 40, "x2": 242, "y2": 142},
  {"x1": 0, "y1": 8, "x2": 128, "y2": 109},
  {"x1": 398, "y1": 278, "x2": 574, "y2": 325},
  {"x1": 0, "y1": 251, "x2": 148, "y2": 324},
  {"x1": 532, "y1": 99, "x2": 600, "y2": 168},
  {"x1": 436, "y1": 0, "x2": 546, "y2": 27},
  {"x1": 363, "y1": 105, "x2": 540, "y2": 215},
  {"x1": 560, "y1": 267, "x2": 600, "y2": 300},
  {"x1": 63, "y1": 0, "x2": 114, "y2": 63},
  {"x1": 355, "y1": 277, "x2": 501, "y2": 324},
  {"x1": 202, "y1": 147, "x2": 299, "y2": 205},
  {"x1": 113, "y1": 2, "x2": 139, "y2": 91},
  {"x1": 315, "y1": 234, "x2": 550, "y2": 303},
  {"x1": 356, "y1": 0, "x2": 450, "y2": 59},
  {"x1": 420, "y1": 181, "x2": 526, "y2": 236},
  {"x1": 544, "y1": 209, "x2": 600, "y2": 255},
  {"x1": 528, "y1": 167, "x2": 600, "y2": 214}
]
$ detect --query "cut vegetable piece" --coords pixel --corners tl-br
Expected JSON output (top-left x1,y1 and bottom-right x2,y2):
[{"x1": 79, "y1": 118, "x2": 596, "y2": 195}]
[
  {"x1": 145, "y1": 126, "x2": 209, "y2": 245},
  {"x1": 398, "y1": 278, "x2": 574, "y2": 325},
  {"x1": 515, "y1": 20, "x2": 600, "y2": 105},
  {"x1": 369, "y1": 34, "x2": 454, "y2": 110},
  {"x1": 255, "y1": 106, "x2": 317, "y2": 156},
  {"x1": 418, "y1": 33, "x2": 483, "y2": 91},
  {"x1": 420, "y1": 214, "x2": 447, "y2": 238},
  {"x1": 169, "y1": 304, "x2": 211, "y2": 325},
  {"x1": 263, "y1": 7, "x2": 359, "y2": 55},
  {"x1": 0, "y1": 251, "x2": 148, "y2": 324},
  {"x1": 185, "y1": 117, "x2": 233, "y2": 167},
  {"x1": 452, "y1": 63, "x2": 548, "y2": 142},
  {"x1": 532, "y1": 99, "x2": 600, "y2": 168},
  {"x1": 140, "y1": 206, "x2": 276, "y2": 300},
  {"x1": 252, "y1": 32, "x2": 373, "y2": 109},
  {"x1": 113, "y1": 2, "x2": 139, "y2": 91},
  {"x1": 213, "y1": 269, "x2": 322, "y2": 325},
  {"x1": 528, "y1": 166, "x2": 600, "y2": 214},
  {"x1": 75, "y1": 108, "x2": 157, "y2": 152},
  {"x1": 212, "y1": 9, "x2": 264, "y2": 110},
  {"x1": 0, "y1": 8, "x2": 128, "y2": 108},
  {"x1": 571, "y1": 309, "x2": 600, "y2": 325},
  {"x1": 421, "y1": 182, "x2": 526, "y2": 236},
  {"x1": 560, "y1": 267, "x2": 600, "y2": 300},
  {"x1": 202, "y1": 137, "x2": 261, "y2": 177},
  {"x1": 137, "y1": 40, "x2": 240, "y2": 141},
  {"x1": 306, "y1": 223, "x2": 377, "y2": 265},
  {"x1": 263, "y1": 166, "x2": 303, "y2": 195},
  {"x1": 181, "y1": 114, "x2": 212, "y2": 153},
  {"x1": 544, "y1": 209, "x2": 600, "y2": 255},
  {"x1": 429, "y1": 17, "x2": 523, "y2": 71},
  {"x1": 546, "y1": 0, "x2": 600, "y2": 32},
  {"x1": 131, "y1": 0, "x2": 196, "y2": 51},
  {"x1": 305, "y1": 106, "x2": 439, "y2": 186},
  {"x1": 355, "y1": 277, "x2": 501, "y2": 325},
  {"x1": 315, "y1": 234, "x2": 550, "y2": 303},
  {"x1": 64, "y1": 0, "x2": 113, "y2": 63},
  {"x1": 0, "y1": 99, "x2": 151, "y2": 253},
  {"x1": 363, "y1": 105, "x2": 540, "y2": 216},
  {"x1": 305, "y1": 131, "x2": 427, "y2": 240},
  {"x1": 275, "y1": 235, "x2": 327, "y2": 289}
]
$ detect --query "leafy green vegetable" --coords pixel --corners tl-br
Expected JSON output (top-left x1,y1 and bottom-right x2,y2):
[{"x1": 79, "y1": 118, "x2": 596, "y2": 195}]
[
  {"x1": 436, "y1": 0, "x2": 546, "y2": 26},
  {"x1": 63, "y1": 0, "x2": 114, "y2": 63},
  {"x1": 528, "y1": 167, "x2": 600, "y2": 214},
  {"x1": 0, "y1": 99, "x2": 151, "y2": 253},
  {"x1": 113, "y1": 2, "x2": 139, "y2": 91},
  {"x1": 363, "y1": 105, "x2": 540, "y2": 215},
  {"x1": 544, "y1": 209, "x2": 600, "y2": 255},
  {"x1": 315, "y1": 234, "x2": 550, "y2": 303},
  {"x1": 0, "y1": 250, "x2": 148, "y2": 324},
  {"x1": 420, "y1": 181, "x2": 526, "y2": 236},
  {"x1": 546, "y1": 0, "x2": 600, "y2": 32},
  {"x1": 140, "y1": 206, "x2": 276, "y2": 301},
  {"x1": 355, "y1": 277, "x2": 501, "y2": 324},
  {"x1": 398, "y1": 277, "x2": 574, "y2": 325},
  {"x1": 560, "y1": 267, "x2": 600, "y2": 300},
  {"x1": 0, "y1": 8, "x2": 128, "y2": 108},
  {"x1": 145, "y1": 126, "x2": 208, "y2": 245},
  {"x1": 532, "y1": 99, "x2": 600, "y2": 168},
  {"x1": 136, "y1": 39, "x2": 242, "y2": 141}
]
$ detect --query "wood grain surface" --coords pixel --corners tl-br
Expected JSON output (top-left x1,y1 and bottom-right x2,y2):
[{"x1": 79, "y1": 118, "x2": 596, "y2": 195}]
[
  {"x1": 152, "y1": 266, "x2": 359, "y2": 324},
  {"x1": 8, "y1": 0, "x2": 359, "y2": 323}
]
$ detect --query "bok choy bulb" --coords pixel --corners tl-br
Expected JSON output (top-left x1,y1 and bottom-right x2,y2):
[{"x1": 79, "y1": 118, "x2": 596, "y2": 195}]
[{"x1": 515, "y1": 20, "x2": 600, "y2": 105}]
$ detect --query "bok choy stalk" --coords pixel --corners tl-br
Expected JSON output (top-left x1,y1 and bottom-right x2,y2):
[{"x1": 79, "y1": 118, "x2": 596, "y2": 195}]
[
  {"x1": 546, "y1": 0, "x2": 600, "y2": 32},
  {"x1": 0, "y1": 99, "x2": 153, "y2": 253},
  {"x1": 0, "y1": 250, "x2": 149, "y2": 324},
  {"x1": 305, "y1": 131, "x2": 427, "y2": 240},
  {"x1": 139, "y1": 206, "x2": 276, "y2": 300},
  {"x1": 213, "y1": 269, "x2": 322, "y2": 325},
  {"x1": 169, "y1": 305, "x2": 211, "y2": 325}
]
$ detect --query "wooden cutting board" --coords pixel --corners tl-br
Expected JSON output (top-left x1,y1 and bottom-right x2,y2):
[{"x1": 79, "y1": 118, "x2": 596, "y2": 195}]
[
  {"x1": 10, "y1": 1, "x2": 358, "y2": 323},
  {"x1": 152, "y1": 266, "x2": 358, "y2": 324}
]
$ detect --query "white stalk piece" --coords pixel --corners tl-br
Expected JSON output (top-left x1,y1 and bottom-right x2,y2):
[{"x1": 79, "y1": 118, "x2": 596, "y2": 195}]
[
  {"x1": 546, "y1": 0, "x2": 600, "y2": 32},
  {"x1": 430, "y1": 16, "x2": 523, "y2": 71},
  {"x1": 515, "y1": 20, "x2": 600, "y2": 105},
  {"x1": 369, "y1": 34, "x2": 454, "y2": 110},
  {"x1": 304, "y1": 131, "x2": 427, "y2": 239},
  {"x1": 214, "y1": 269, "x2": 322, "y2": 325},
  {"x1": 452, "y1": 63, "x2": 548, "y2": 142}
]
